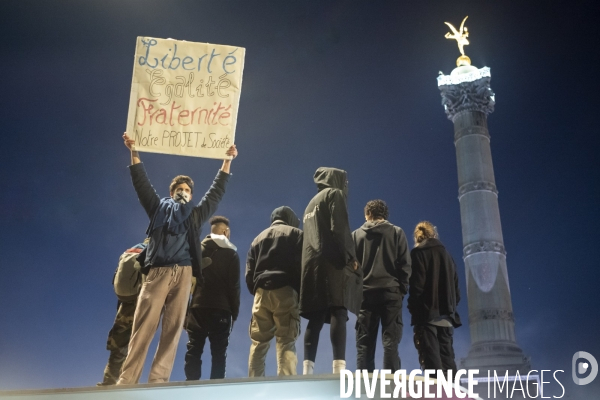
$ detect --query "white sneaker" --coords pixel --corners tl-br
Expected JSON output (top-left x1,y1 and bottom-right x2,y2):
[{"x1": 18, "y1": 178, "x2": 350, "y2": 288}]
[
  {"x1": 333, "y1": 360, "x2": 346, "y2": 374},
  {"x1": 303, "y1": 360, "x2": 315, "y2": 375}
]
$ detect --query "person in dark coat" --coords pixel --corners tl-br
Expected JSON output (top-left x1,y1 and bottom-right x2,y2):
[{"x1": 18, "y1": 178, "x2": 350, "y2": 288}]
[
  {"x1": 246, "y1": 206, "x2": 303, "y2": 376},
  {"x1": 300, "y1": 167, "x2": 361, "y2": 374},
  {"x1": 353, "y1": 200, "x2": 411, "y2": 372},
  {"x1": 408, "y1": 221, "x2": 462, "y2": 373},
  {"x1": 185, "y1": 216, "x2": 240, "y2": 380}
]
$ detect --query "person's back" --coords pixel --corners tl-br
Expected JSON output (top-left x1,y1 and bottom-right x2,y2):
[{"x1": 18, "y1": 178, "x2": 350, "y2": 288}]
[
  {"x1": 353, "y1": 200, "x2": 411, "y2": 372},
  {"x1": 300, "y1": 167, "x2": 360, "y2": 375},
  {"x1": 192, "y1": 234, "x2": 240, "y2": 317},
  {"x1": 246, "y1": 206, "x2": 303, "y2": 376},
  {"x1": 185, "y1": 216, "x2": 240, "y2": 380},
  {"x1": 408, "y1": 221, "x2": 461, "y2": 373}
]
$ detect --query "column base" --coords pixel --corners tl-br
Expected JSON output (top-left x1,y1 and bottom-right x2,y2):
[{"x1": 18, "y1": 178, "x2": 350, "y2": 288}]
[{"x1": 460, "y1": 340, "x2": 531, "y2": 375}]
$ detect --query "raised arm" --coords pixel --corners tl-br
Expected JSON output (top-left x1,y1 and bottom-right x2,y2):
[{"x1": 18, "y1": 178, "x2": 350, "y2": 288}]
[
  {"x1": 123, "y1": 133, "x2": 141, "y2": 165},
  {"x1": 193, "y1": 145, "x2": 238, "y2": 224},
  {"x1": 124, "y1": 133, "x2": 160, "y2": 218},
  {"x1": 220, "y1": 144, "x2": 238, "y2": 174}
]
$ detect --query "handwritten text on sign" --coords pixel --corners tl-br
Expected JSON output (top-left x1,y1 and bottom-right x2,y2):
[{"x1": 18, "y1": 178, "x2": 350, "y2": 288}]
[{"x1": 126, "y1": 37, "x2": 245, "y2": 159}]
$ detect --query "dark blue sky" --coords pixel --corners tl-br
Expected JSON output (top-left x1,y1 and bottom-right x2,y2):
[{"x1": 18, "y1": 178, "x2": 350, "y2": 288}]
[{"x1": 1, "y1": 1, "x2": 598, "y2": 397}]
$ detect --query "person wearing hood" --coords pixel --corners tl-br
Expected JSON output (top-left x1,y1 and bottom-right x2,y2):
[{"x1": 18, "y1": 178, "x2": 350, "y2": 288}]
[
  {"x1": 300, "y1": 167, "x2": 361, "y2": 375},
  {"x1": 118, "y1": 133, "x2": 237, "y2": 385},
  {"x1": 185, "y1": 216, "x2": 240, "y2": 380},
  {"x1": 246, "y1": 206, "x2": 303, "y2": 376},
  {"x1": 408, "y1": 221, "x2": 461, "y2": 373},
  {"x1": 97, "y1": 239, "x2": 149, "y2": 386},
  {"x1": 352, "y1": 200, "x2": 411, "y2": 372}
]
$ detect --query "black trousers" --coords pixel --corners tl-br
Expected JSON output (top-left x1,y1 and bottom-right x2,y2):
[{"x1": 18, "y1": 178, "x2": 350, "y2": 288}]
[
  {"x1": 413, "y1": 324, "x2": 457, "y2": 372},
  {"x1": 356, "y1": 288, "x2": 403, "y2": 372},
  {"x1": 184, "y1": 308, "x2": 232, "y2": 380},
  {"x1": 304, "y1": 307, "x2": 348, "y2": 362}
]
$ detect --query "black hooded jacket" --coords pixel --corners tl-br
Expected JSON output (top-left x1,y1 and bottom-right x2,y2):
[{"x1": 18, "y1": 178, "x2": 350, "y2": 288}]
[
  {"x1": 408, "y1": 238, "x2": 461, "y2": 327},
  {"x1": 190, "y1": 235, "x2": 240, "y2": 321},
  {"x1": 352, "y1": 220, "x2": 411, "y2": 295},
  {"x1": 300, "y1": 167, "x2": 361, "y2": 317},
  {"x1": 245, "y1": 206, "x2": 303, "y2": 295}
]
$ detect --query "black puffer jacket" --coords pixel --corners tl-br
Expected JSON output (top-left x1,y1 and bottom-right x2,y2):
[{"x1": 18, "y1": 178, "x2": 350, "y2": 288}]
[
  {"x1": 190, "y1": 235, "x2": 240, "y2": 321},
  {"x1": 408, "y1": 238, "x2": 461, "y2": 327},
  {"x1": 245, "y1": 206, "x2": 303, "y2": 295},
  {"x1": 353, "y1": 220, "x2": 411, "y2": 295},
  {"x1": 300, "y1": 167, "x2": 361, "y2": 318}
]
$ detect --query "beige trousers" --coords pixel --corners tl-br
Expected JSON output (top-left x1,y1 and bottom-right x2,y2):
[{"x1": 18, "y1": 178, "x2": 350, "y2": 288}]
[
  {"x1": 248, "y1": 286, "x2": 300, "y2": 376},
  {"x1": 117, "y1": 265, "x2": 192, "y2": 384}
]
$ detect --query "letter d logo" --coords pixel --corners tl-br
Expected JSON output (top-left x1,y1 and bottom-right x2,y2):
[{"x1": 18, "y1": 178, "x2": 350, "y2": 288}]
[{"x1": 572, "y1": 351, "x2": 598, "y2": 385}]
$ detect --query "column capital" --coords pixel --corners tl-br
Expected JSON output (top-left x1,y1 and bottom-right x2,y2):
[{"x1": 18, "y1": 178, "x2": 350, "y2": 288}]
[{"x1": 438, "y1": 67, "x2": 495, "y2": 120}]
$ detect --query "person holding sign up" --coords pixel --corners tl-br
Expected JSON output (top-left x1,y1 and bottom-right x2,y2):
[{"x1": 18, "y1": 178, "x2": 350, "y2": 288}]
[{"x1": 116, "y1": 133, "x2": 237, "y2": 385}]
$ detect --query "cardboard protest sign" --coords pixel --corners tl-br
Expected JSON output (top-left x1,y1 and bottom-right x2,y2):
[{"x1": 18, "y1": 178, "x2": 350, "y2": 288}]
[{"x1": 126, "y1": 37, "x2": 245, "y2": 159}]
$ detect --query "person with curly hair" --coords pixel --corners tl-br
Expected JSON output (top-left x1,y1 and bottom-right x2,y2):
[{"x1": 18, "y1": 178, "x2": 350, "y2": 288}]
[
  {"x1": 352, "y1": 200, "x2": 411, "y2": 372},
  {"x1": 408, "y1": 221, "x2": 462, "y2": 373}
]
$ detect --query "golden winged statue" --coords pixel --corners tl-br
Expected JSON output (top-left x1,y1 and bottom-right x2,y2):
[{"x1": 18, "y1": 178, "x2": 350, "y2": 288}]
[{"x1": 444, "y1": 16, "x2": 471, "y2": 66}]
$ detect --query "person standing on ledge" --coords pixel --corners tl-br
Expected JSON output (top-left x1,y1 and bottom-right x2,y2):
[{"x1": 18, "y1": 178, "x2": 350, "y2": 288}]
[
  {"x1": 246, "y1": 206, "x2": 303, "y2": 377},
  {"x1": 353, "y1": 200, "x2": 411, "y2": 372},
  {"x1": 97, "y1": 238, "x2": 148, "y2": 386},
  {"x1": 408, "y1": 221, "x2": 461, "y2": 373},
  {"x1": 300, "y1": 167, "x2": 361, "y2": 375},
  {"x1": 117, "y1": 133, "x2": 237, "y2": 385},
  {"x1": 185, "y1": 216, "x2": 240, "y2": 381}
]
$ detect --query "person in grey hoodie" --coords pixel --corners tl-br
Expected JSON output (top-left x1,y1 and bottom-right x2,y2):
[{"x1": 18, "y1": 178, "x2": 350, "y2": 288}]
[{"x1": 352, "y1": 200, "x2": 411, "y2": 372}]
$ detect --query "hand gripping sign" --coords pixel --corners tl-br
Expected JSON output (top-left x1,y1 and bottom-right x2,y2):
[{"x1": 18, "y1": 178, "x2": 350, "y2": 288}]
[{"x1": 126, "y1": 37, "x2": 245, "y2": 159}]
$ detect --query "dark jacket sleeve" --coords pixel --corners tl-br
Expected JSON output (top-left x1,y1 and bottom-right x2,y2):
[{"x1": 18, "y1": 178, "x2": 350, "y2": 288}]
[
  {"x1": 328, "y1": 190, "x2": 357, "y2": 266},
  {"x1": 292, "y1": 230, "x2": 303, "y2": 293},
  {"x1": 229, "y1": 252, "x2": 241, "y2": 321},
  {"x1": 452, "y1": 256, "x2": 460, "y2": 305},
  {"x1": 193, "y1": 170, "x2": 230, "y2": 226},
  {"x1": 407, "y1": 249, "x2": 426, "y2": 316},
  {"x1": 395, "y1": 228, "x2": 412, "y2": 296},
  {"x1": 352, "y1": 229, "x2": 363, "y2": 266},
  {"x1": 129, "y1": 163, "x2": 161, "y2": 219},
  {"x1": 245, "y1": 243, "x2": 256, "y2": 295}
]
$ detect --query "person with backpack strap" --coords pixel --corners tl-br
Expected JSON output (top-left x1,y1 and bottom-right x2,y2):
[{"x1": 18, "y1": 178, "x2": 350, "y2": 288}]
[{"x1": 97, "y1": 239, "x2": 148, "y2": 386}]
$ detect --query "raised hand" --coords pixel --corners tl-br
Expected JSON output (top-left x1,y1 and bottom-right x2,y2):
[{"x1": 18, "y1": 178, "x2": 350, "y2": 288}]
[
  {"x1": 123, "y1": 133, "x2": 135, "y2": 150},
  {"x1": 225, "y1": 144, "x2": 238, "y2": 159}
]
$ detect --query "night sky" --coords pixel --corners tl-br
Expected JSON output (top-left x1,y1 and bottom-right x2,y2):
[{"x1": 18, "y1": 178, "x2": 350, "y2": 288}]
[{"x1": 1, "y1": 1, "x2": 599, "y2": 397}]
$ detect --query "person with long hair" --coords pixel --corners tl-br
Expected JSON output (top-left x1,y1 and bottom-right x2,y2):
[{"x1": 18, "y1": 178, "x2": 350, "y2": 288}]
[{"x1": 408, "y1": 221, "x2": 462, "y2": 372}]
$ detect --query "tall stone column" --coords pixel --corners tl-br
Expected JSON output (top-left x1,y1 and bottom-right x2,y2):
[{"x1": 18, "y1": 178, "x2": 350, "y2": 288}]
[{"x1": 437, "y1": 66, "x2": 530, "y2": 374}]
